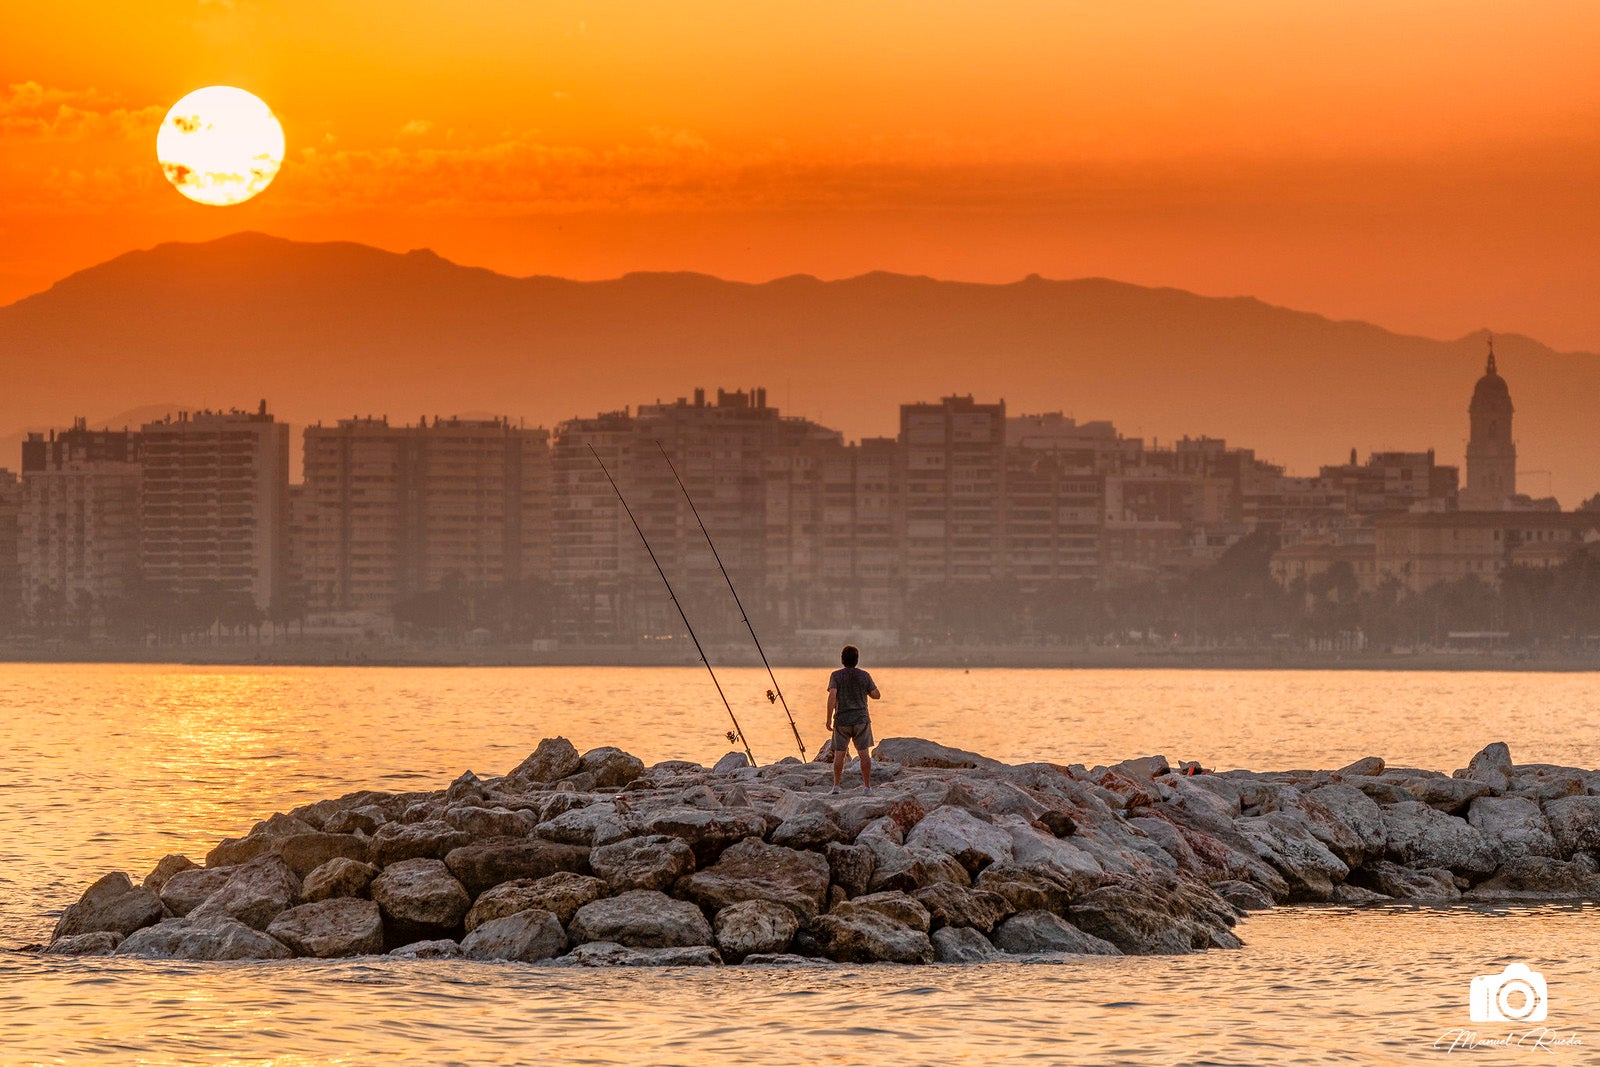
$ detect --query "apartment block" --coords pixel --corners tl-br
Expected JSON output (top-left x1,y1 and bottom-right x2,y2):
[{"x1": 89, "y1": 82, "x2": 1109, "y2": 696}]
[
  {"x1": 0, "y1": 469, "x2": 20, "y2": 629},
  {"x1": 17, "y1": 422, "x2": 143, "y2": 627},
  {"x1": 140, "y1": 405, "x2": 290, "y2": 613},
  {"x1": 299, "y1": 416, "x2": 551, "y2": 613},
  {"x1": 900, "y1": 396, "x2": 1007, "y2": 589}
]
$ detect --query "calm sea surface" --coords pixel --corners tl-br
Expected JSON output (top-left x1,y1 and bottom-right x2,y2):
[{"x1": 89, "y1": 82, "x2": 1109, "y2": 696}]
[{"x1": 2, "y1": 664, "x2": 1598, "y2": 1065}]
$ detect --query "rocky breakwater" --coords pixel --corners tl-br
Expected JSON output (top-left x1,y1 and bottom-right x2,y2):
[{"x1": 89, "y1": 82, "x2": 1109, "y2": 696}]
[{"x1": 37, "y1": 737, "x2": 1600, "y2": 966}]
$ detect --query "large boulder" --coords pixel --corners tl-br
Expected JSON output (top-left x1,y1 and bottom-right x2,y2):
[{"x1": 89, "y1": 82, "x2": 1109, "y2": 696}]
[
  {"x1": 159, "y1": 867, "x2": 234, "y2": 917},
  {"x1": 266, "y1": 899, "x2": 385, "y2": 957},
  {"x1": 504, "y1": 737, "x2": 583, "y2": 789},
  {"x1": 370, "y1": 858, "x2": 472, "y2": 935},
  {"x1": 992, "y1": 911, "x2": 1119, "y2": 956},
  {"x1": 931, "y1": 926, "x2": 1002, "y2": 963},
  {"x1": 768, "y1": 812, "x2": 847, "y2": 850},
  {"x1": 912, "y1": 883, "x2": 1013, "y2": 933},
  {"x1": 275, "y1": 833, "x2": 371, "y2": 879},
  {"x1": 534, "y1": 803, "x2": 630, "y2": 847},
  {"x1": 712, "y1": 752, "x2": 750, "y2": 775},
  {"x1": 974, "y1": 863, "x2": 1080, "y2": 914},
  {"x1": 1408, "y1": 778, "x2": 1497, "y2": 815},
  {"x1": 1509, "y1": 767, "x2": 1587, "y2": 803},
  {"x1": 1463, "y1": 857, "x2": 1600, "y2": 901},
  {"x1": 204, "y1": 813, "x2": 317, "y2": 867},
  {"x1": 823, "y1": 842, "x2": 876, "y2": 898},
  {"x1": 1304, "y1": 784, "x2": 1387, "y2": 858},
  {"x1": 45, "y1": 931, "x2": 122, "y2": 956},
  {"x1": 679, "y1": 838, "x2": 832, "y2": 919},
  {"x1": 1381, "y1": 802, "x2": 1497, "y2": 876},
  {"x1": 631, "y1": 807, "x2": 770, "y2": 865},
  {"x1": 443, "y1": 839, "x2": 592, "y2": 896},
  {"x1": 589, "y1": 835, "x2": 696, "y2": 893},
  {"x1": 1347, "y1": 861, "x2": 1460, "y2": 901},
  {"x1": 188, "y1": 854, "x2": 302, "y2": 931},
  {"x1": 568, "y1": 890, "x2": 714, "y2": 948},
  {"x1": 1234, "y1": 812, "x2": 1349, "y2": 901},
  {"x1": 1458, "y1": 742, "x2": 1514, "y2": 792},
  {"x1": 580, "y1": 747, "x2": 646, "y2": 789},
  {"x1": 1211, "y1": 880, "x2": 1274, "y2": 912},
  {"x1": 714, "y1": 900, "x2": 801, "y2": 962},
  {"x1": 142, "y1": 855, "x2": 198, "y2": 893},
  {"x1": 461, "y1": 909, "x2": 569, "y2": 962},
  {"x1": 994, "y1": 815, "x2": 1104, "y2": 892},
  {"x1": 465, "y1": 873, "x2": 606, "y2": 931},
  {"x1": 116, "y1": 918, "x2": 292, "y2": 960},
  {"x1": 388, "y1": 939, "x2": 465, "y2": 959},
  {"x1": 807, "y1": 892, "x2": 934, "y2": 964},
  {"x1": 51, "y1": 872, "x2": 165, "y2": 940},
  {"x1": 1543, "y1": 796, "x2": 1600, "y2": 859},
  {"x1": 301, "y1": 858, "x2": 379, "y2": 903},
  {"x1": 905, "y1": 806, "x2": 1014, "y2": 873},
  {"x1": 444, "y1": 806, "x2": 529, "y2": 840},
  {"x1": 872, "y1": 738, "x2": 1003, "y2": 770},
  {"x1": 370, "y1": 820, "x2": 474, "y2": 867},
  {"x1": 1067, "y1": 881, "x2": 1232, "y2": 955},
  {"x1": 1466, "y1": 796, "x2": 1558, "y2": 864}
]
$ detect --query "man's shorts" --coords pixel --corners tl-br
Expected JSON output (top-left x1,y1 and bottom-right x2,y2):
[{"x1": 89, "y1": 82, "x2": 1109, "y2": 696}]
[{"x1": 832, "y1": 719, "x2": 874, "y2": 753}]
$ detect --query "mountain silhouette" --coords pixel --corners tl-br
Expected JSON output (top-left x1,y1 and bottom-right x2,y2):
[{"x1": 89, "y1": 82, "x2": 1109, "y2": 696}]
[{"x1": 2, "y1": 231, "x2": 1595, "y2": 503}]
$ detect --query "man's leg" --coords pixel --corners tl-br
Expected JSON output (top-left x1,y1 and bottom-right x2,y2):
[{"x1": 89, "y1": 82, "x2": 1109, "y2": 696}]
[
  {"x1": 859, "y1": 749, "x2": 873, "y2": 791},
  {"x1": 833, "y1": 749, "x2": 846, "y2": 788}
]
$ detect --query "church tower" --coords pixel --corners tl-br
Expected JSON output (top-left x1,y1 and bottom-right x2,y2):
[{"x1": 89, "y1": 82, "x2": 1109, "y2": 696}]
[{"x1": 1462, "y1": 338, "x2": 1515, "y2": 510}]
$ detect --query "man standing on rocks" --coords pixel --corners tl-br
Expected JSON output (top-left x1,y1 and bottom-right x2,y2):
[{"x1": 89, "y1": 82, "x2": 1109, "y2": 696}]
[{"x1": 827, "y1": 644, "x2": 881, "y2": 794}]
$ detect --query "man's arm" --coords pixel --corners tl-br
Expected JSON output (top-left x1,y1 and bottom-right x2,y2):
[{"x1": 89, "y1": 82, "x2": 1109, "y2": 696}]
[
  {"x1": 826, "y1": 686, "x2": 837, "y2": 729},
  {"x1": 869, "y1": 687, "x2": 882, "y2": 700}
]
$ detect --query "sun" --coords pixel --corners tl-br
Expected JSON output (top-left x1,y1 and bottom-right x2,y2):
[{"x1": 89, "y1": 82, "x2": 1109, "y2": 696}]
[{"x1": 156, "y1": 86, "x2": 285, "y2": 206}]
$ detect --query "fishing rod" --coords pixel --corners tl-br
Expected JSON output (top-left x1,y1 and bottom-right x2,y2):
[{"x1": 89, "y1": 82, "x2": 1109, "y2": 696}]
[
  {"x1": 655, "y1": 441, "x2": 808, "y2": 761},
  {"x1": 588, "y1": 444, "x2": 756, "y2": 767}
]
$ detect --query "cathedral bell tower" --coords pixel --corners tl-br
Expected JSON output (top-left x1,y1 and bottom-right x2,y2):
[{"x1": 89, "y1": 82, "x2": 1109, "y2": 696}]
[{"x1": 1462, "y1": 338, "x2": 1515, "y2": 510}]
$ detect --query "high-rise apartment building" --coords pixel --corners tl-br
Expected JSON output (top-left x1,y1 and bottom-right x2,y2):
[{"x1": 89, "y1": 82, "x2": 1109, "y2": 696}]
[
  {"x1": 551, "y1": 388, "x2": 844, "y2": 638},
  {"x1": 0, "y1": 469, "x2": 21, "y2": 630},
  {"x1": 550, "y1": 409, "x2": 636, "y2": 638},
  {"x1": 140, "y1": 405, "x2": 290, "y2": 613},
  {"x1": 299, "y1": 416, "x2": 551, "y2": 613},
  {"x1": 17, "y1": 422, "x2": 143, "y2": 628},
  {"x1": 900, "y1": 396, "x2": 1007, "y2": 588}
]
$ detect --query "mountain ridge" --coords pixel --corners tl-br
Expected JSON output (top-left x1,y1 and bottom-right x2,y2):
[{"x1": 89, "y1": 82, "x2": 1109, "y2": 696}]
[{"x1": 2, "y1": 232, "x2": 1596, "y2": 502}]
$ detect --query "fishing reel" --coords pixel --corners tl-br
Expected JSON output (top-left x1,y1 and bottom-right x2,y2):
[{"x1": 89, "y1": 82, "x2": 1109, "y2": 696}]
[
  {"x1": 766, "y1": 689, "x2": 776, "y2": 704},
  {"x1": 726, "y1": 730, "x2": 738, "y2": 744}
]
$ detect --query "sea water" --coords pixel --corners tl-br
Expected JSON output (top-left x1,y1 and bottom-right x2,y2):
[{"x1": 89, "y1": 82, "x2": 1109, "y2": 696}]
[{"x1": 2, "y1": 664, "x2": 1596, "y2": 1064}]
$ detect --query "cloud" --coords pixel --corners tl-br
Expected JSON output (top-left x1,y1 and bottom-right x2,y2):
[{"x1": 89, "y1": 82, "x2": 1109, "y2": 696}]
[
  {"x1": 0, "y1": 81, "x2": 162, "y2": 141},
  {"x1": 400, "y1": 120, "x2": 434, "y2": 136}
]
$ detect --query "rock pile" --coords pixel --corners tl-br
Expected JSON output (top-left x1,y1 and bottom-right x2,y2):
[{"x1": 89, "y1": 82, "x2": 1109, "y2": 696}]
[{"x1": 37, "y1": 737, "x2": 1600, "y2": 965}]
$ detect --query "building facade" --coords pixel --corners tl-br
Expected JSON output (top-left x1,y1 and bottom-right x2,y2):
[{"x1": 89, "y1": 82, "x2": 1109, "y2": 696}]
[
  {"x1": 140, "y1": 405, "x2": 290, "y2": 614},
  {"x1": 17, "y1": 423, "x2": 144, "y2": 629},
  {"x1": 0, "y1": 469, "x2": 20, "y2": 630},
  {"x1": 299, "y1": 416, "x2": 552, "y2": 614}
]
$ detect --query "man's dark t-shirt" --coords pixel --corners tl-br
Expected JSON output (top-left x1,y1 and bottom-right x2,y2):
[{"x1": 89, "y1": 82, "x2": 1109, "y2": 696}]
[{"x1": 829, "y1": 667, "x2": 875, "y2": 727}]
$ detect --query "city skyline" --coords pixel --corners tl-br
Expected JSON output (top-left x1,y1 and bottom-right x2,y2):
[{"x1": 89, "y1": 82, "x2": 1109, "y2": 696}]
[{"x1": 4, "y1": 356, "x2": 1592, "y2": 647}]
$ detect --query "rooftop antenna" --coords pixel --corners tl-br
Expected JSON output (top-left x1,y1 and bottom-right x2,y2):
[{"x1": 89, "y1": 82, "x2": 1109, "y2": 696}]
[
  {"x1": 656, "y1": 440, "x2": 808, "y2": 760},
  {"x1": 588, "y1": 444, "x2": 755, "y2": 766}
]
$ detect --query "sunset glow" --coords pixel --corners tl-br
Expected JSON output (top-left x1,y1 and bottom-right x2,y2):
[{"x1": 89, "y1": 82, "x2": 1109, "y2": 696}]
[{"x1": 2, "y1": 2, "x2": 1599, "y2": 348}]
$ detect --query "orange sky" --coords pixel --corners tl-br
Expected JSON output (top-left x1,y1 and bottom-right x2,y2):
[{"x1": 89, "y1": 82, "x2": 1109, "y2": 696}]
[{"x1": 3, "y1": 1, "x2": 1599, "y2": 349}]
